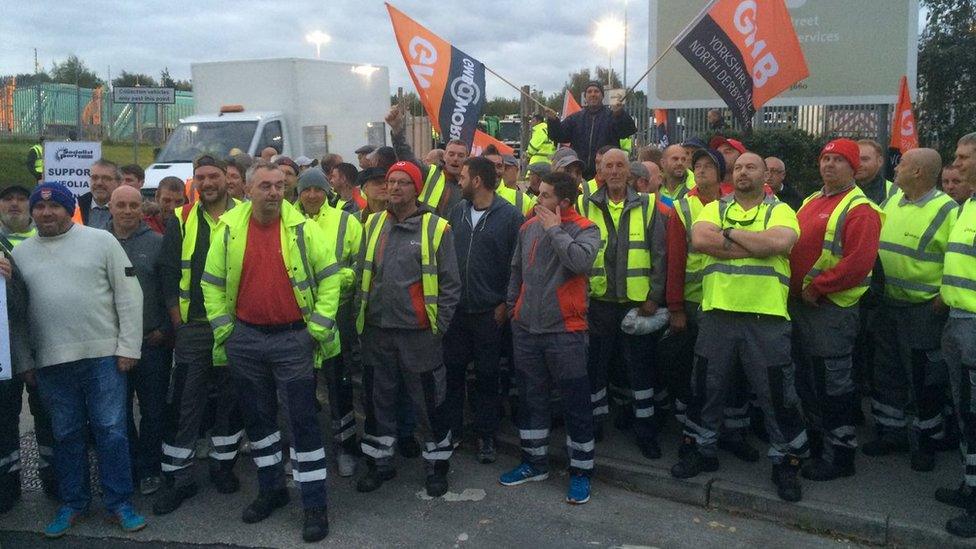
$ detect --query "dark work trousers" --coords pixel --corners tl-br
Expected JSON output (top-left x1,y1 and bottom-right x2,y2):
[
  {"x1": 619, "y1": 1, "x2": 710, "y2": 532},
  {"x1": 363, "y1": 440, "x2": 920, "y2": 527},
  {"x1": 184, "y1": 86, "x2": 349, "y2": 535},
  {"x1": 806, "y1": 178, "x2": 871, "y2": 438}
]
[
  {"x1": 852, "y1": 300, "x2": 879, "y2": 398},
  {"x1": 360, "y1": 327, "x2": 453, "y2": 473},
  {"x1": 513, "y1": 325, "x2": 595, "y2": 476},
  {"x1": 661, "y1": 302, "x2": 701, "y2": 428},
  {"x1": 127, "y1": 341, "x2": 173, "y2": 481},
  {"x1": 322, "y1": 299, "x2": 358, "y2": 453},
  {"x1": 683, "y1": 310, "x2": 809, "y2": 463},
  {"x1": 443, "y1": 310, "x2": 503, "y2": 441},
  {"x1": 586, "y1": 300, "x2": 658, "y2": 442},
  {"x1": 790, "y1": 298, "x2": 859, "y2": 463},
  {"x1": 0, "y1": 378, "x2": 55, "y2": 480},
  {"x1": 943, "y1": 315, "x2": 976, "y2": 490},
  {"x1": 161, "y1": 321, "x2": 242, "y2": 487},
  {"x1": 226, "y1": 322, "x2": 328, "y2": 509},
  {"x1": 870, "y1": 301, "x2": 949, "y2": 451}
]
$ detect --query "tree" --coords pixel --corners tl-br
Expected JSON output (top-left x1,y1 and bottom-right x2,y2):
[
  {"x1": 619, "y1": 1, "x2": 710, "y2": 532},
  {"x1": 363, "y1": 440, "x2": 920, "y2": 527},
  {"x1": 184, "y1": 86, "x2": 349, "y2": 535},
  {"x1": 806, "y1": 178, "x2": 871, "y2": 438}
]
[
  {"x1": 917, "y1": 0, "x2": 976, "y2": 160},
  {"x1": 112, "y1": 71, "x2": 158, "y2": 88},
  {"x1": 50, "y1": 55, "x2": 102, "y2": 87},
  {"x1": 7, "y1": 72, "x2": 52, "y2": 86},
  {"x1": 160, "y1": 68, "x2": 192, "y2": 91}
]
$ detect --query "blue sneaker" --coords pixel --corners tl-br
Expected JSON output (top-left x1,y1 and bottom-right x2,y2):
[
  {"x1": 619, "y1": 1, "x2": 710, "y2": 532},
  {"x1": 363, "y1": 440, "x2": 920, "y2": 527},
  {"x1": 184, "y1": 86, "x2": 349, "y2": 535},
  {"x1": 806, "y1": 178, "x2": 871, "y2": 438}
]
[
  {"x1": 112, "y1": 504, "x2": 147, "y2": 533},
  {"x1": 44, "y1": 506, "x2": 85, "y2": 538},
  {"x1": 499, "y1": 462, "x2": 549, "y2": 486},
  {"x1": 566, "y1": 474, "x2": 591, "y2": 504}
]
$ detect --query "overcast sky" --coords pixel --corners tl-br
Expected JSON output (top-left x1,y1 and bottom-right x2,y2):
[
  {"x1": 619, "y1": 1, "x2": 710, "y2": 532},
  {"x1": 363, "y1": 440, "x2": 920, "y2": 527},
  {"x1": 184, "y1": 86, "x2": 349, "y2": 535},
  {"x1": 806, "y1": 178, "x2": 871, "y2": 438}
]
[{"x1": 0, "y1": 0, "x2": 650, "y2": 99}]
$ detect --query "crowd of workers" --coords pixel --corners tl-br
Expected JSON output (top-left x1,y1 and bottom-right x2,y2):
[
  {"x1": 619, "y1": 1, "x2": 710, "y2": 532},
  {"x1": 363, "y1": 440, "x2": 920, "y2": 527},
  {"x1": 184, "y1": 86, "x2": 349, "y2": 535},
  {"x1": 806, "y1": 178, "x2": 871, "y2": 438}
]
[{"x1": 2, "y1": 80, "x2": 976, "y2": 543}]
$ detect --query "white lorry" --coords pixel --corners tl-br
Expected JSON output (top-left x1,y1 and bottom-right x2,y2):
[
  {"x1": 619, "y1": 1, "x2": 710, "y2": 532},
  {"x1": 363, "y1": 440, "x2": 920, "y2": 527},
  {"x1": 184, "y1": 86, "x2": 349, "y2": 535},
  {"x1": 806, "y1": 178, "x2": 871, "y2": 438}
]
[{"x1": 144, "y1": 57, "x2": 391, "y2": 191}]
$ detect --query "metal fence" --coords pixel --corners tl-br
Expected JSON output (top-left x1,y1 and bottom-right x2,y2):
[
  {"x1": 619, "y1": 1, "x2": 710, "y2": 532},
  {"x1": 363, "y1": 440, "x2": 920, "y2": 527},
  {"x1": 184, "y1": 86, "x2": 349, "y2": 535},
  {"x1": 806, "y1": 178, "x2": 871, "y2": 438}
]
[{"x1": 0, "y1": 82, "x2": 194, "y2": 142}]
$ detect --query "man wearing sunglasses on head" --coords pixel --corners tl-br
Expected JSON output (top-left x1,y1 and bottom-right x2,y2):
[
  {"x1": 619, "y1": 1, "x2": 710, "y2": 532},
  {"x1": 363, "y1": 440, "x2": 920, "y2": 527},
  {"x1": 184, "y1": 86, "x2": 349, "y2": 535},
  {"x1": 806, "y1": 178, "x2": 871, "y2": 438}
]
[{"x1": 671, "y1": 151, "x2": 810, "y2": 503}]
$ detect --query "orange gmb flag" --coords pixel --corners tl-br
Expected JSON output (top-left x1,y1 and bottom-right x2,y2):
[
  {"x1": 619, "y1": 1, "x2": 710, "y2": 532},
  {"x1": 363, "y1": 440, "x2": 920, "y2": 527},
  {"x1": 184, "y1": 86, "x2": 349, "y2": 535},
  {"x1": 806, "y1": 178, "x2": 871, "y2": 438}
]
[
  {"x1": 890, "y1": 75, "x2": 919, "y2": 153},
  {"x1": 387, "y1": 3, "x2": 486, "y2": 147},
  {"x1": 562, "y1": 90, "x2": 581, "y2": 119},
  {"x1": 676, "y1": 0, "x2": 809, "y2": 127},
  {"x1": 471, "y1": 130, "x2": 514, "y2": 157}
]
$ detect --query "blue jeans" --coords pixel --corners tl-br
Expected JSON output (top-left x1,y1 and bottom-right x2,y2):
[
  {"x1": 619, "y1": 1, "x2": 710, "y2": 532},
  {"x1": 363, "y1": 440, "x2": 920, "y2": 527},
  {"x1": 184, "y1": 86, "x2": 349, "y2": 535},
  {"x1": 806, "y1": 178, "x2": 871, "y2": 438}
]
[
  {"x1": 128, "y1": 342, "x2": 173, "y2": 480},
  {"x1": 36, "y1": 357, "x2": 134, "y2": 513}
]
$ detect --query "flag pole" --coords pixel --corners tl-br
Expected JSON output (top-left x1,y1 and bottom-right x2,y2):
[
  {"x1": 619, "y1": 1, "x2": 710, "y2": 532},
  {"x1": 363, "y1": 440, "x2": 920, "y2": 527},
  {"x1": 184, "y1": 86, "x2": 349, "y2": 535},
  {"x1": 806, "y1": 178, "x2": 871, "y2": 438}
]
[{"x1": 625, "y1": 0, "x2": 718, "y2": 97}]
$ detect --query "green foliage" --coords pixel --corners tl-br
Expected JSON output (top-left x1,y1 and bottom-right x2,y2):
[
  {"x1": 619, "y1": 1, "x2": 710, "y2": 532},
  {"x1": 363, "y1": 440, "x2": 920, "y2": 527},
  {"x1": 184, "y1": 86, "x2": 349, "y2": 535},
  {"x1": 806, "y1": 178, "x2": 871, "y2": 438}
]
[
  {"x1": 50, "y1": 55, "x2": 102, "y2": 88},
  {"x1": 8, "y1": 72, "x2": 52, "y2": 86},
  {"x1": 112, "y1": 71, "x2": 158, "y2": 88},
  {"x1": 917, "y1": 0, "x2": 976, "y2": 160},
  {"x1": 160, "y1": 68, "x2": 192, "y2": 91},
  {"x1": 0, "y1": 138, "x2": 157, "y2": 188}
]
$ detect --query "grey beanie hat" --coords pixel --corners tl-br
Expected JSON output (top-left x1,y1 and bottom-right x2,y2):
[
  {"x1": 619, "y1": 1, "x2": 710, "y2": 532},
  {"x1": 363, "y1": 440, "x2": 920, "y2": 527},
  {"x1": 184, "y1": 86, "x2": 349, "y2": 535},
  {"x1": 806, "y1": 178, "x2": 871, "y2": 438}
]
[{"x1": 297, "y1": 167, "x2": 331, "y2": 193}]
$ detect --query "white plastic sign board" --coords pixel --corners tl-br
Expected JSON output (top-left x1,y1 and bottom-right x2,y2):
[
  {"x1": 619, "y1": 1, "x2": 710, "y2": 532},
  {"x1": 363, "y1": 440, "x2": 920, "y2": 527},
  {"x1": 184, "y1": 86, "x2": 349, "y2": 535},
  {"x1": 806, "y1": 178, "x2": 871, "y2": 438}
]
[
  {"x1": 113, "y1": 87, "x2": 176, "y2": 104},
  {"x1": 43, "y1": 141, "x2": 102, "y2": 196},
  {"x1": 0, "y1": 278, "x2": 10, "y2": 381}
]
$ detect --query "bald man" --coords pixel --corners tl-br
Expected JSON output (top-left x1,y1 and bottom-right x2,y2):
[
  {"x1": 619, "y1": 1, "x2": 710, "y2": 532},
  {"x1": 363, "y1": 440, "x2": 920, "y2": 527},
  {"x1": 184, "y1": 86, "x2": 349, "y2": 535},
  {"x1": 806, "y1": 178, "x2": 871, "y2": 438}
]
[
  {"x1": 765, "y1": 157, "x2": 802, "y2": 211},
  {"x1": 659, "y1": 144, "x2": 695, "y2": 208},
  {"x1": 642, "y1": 161, "x2": 663, "y2": 194},
  {"x1": 867, "y1": 148, "x2": 958, "y2": 472},
  {"x1": 109, "y1": 186, "x2": 172, "y2": 495},
  {"x1": 260, "y1": 147, "x2": 277, "y2": 162}
]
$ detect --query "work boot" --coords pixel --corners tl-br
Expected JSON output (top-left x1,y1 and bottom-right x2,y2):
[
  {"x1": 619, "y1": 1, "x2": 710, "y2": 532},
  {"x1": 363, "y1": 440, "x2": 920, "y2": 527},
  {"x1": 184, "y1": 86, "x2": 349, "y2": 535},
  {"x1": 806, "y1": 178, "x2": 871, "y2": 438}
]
[
  {"x1": 356, "y1": 465, "x2": 396, "y2": 493},
  {"x1": 39, "y1": 466, "x2": 58, "y2": 499},
  {"x1": 946, "y1": 491, "x2": 976, "y2": 538},
  {"x1": 152, "y1": 482, "x2": 198, "y2": 515},
  {"x1": 210, "y1": 467, "x2": 240, "y2": 494},
  {"x1": 718, "y1": 437, "x2": 760, "y2": 462},
  {"x1": 0, "y1": 472, "x2": 22, "y2": 514},
  {"x1": 426, "y1": 461, "x2": 450, "y2": 497},
  {"x1": 772, "y1": 455, "x2": 803, "y2": 502},
  {"x1": 670, "y1": 439, "x2": 719, "y2": 479},
  {"x1": 241, "y1": 488, "x2": 289, "y2": 524},
  {"x1": 801, "y1": 447, "x2": 855, "y2": 481},
  {"x1": 638, "y1": 437, "x2": 661, "y2": 460},
  {"x1": 861, "y1": 435, "x2": 908, "y2": 456},
  {"x1": 302, "y1": 506, "x2": 329, "y2": 542},
  {"x1": 936, "y1": 482, "x2": 972, "y2": 509},
  {"x1": 477, "y1": 437, "x2": 496, "y2": 464},
  {"x1": 398, "y1": 437, "x2": 421, "y2": 459}
]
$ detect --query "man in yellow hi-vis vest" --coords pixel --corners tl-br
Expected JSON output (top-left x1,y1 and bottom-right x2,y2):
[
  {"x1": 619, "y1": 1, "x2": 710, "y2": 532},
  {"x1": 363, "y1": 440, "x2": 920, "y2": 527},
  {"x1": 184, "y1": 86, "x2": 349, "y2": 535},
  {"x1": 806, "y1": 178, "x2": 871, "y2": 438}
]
[
  {"x1": 672, "y1": 152, "x2": 809, "y2": 503},
  {"x1": 789, "y1": 139, "x2": 882, "y2": 482},
  {"x1": 354, "y1": 161, "x2": 461, "y2": 498},
  {"x1": 26, "y1": 138, "x2": 44, "y2": 182},
  {"x1": 866, "y1": 147, "x2": 958, "y2": 472}
]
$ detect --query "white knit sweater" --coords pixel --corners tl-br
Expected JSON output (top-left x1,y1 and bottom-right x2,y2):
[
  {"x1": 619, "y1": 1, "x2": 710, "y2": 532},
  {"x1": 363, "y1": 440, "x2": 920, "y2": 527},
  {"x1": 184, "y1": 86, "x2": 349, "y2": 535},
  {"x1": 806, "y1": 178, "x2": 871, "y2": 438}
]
[{"x1": 12, "y1": 224, "x2": 143, "y2": 369}]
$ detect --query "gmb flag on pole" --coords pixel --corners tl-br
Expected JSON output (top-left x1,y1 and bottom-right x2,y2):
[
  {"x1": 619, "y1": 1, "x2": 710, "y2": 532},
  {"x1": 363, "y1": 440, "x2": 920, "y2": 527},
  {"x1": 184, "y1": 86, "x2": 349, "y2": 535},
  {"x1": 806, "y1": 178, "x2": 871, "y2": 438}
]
[
  {"x1": 387, "y1": 3, "x2": 487, "y2": 148},
  {"x1": 676, "y1": 0, "x2": 808, "y2": 128},
  {"x1": 890, "y1": 75, "x2": 919, "y2": 153}
]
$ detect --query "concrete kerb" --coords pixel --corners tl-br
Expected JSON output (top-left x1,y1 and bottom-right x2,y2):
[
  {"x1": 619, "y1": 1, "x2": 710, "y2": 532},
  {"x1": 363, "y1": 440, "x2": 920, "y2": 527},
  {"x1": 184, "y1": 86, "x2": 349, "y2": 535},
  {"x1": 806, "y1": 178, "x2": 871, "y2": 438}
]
[{"x1": 494, "y1": 431, "x2": 973, "y2": 547}]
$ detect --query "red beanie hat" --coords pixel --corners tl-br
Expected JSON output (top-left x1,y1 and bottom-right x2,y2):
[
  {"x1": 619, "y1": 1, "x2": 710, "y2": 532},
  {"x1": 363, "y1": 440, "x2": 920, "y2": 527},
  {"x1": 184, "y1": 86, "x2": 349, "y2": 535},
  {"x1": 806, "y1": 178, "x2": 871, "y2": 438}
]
[
  {"x1": 820, "y1": 139, "x2": 861, "y2": 172},
  {"x1": 386, "y1": 161, "x2": 424, "y2": 195}
]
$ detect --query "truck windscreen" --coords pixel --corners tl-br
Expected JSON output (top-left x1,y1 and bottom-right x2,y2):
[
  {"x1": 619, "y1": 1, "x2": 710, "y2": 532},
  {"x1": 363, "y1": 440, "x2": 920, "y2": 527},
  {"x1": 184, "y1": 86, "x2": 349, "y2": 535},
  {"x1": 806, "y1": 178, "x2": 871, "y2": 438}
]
[{"x1": 157, "y1": 121, "x2": 259, "y2": 163}]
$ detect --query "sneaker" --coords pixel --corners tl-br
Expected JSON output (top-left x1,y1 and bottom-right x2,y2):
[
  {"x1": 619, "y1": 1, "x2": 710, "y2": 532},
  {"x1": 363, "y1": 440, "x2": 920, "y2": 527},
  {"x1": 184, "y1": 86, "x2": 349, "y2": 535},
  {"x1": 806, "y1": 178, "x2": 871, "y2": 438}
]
[
  {"x1": 718, "y1": 437, "x2": 760, "y2": 462},
  {"x1": 638, "y1": 438, "x2": 661, "y2": 460},
  {"x1": 302, "y1": 506, "x2": 329, "y2": 542},
  {"x1": 398, "y1": 437, "x2": 421, "y2": 459},
  {"x1": 477, "y1": 438, "x2": 497, "y2": 464},
  {"x1": 670, "y1": 447, "x2": 719, "y2": 479},
  {"x1": 44, "y1": 506, "x2": 85, "y2": 538},
  {"x1": 210, "y1": 468, "x2": 241, "y2": 494},
  {"x1": 499, "y1": 462, "x2": 549, "y2": 486},
  {"x1": 242, "y1": 488, "x2": 290, "y2": 524},
  {"x1": 112, "y1": 504, "x2": 147, "y2": 533},
  {"x1": 772, "y1": 456, "x2": 803, "y2": 502},
  {"x1": 139, "y1": 476, "x2": 162, "y2": 496},
  {"x1": 337, "y1": 450, "x2": 357, "y2": 478},
  {"x1": 861, "y1": 436, "x2": 908, "y2": 456},
  {"x1": 152, "y1": 482, "x2": 198, "y2": 516},
  {"x1": 356, "y1": 466, "x2": 396, "y2": 493},
  {"x1": 566, "y1": 474, "x2": 591, "y2": 504},
  {"x1": 936, "y1": 483, "x2": 971, "y2": 509},
  {"x1": 911, "y1": 450, "x2": 936, "y2": 472}
]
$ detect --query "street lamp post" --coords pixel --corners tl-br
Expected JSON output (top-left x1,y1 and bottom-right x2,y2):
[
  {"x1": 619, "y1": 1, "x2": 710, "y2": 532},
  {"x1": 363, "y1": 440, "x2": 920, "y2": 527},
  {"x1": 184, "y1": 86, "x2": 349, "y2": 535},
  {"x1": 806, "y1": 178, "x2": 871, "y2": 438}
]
[{"x1": 305, "y1": 30, "x2": 331, "y2": 59}]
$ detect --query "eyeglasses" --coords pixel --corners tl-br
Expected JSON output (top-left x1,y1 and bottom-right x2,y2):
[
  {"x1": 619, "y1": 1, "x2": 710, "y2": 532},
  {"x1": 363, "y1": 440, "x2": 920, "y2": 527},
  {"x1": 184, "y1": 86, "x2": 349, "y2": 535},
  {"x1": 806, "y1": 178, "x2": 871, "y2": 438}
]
[
  {"x1": 721, "y1": 203, "x2": 762, "y2": 228},
  {"x1": 387, "y1": 179, "x2": 415, "y2": 188}
]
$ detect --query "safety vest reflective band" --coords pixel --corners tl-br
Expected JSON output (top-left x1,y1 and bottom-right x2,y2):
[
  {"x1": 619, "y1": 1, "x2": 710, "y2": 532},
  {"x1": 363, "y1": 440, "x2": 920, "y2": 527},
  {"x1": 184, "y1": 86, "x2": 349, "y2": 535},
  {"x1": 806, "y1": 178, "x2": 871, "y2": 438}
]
[
  {"x1": 177, "y1": 199, "x2": 238, "y2": 322},
  {"x1": 30, "y1": 144, "x2": 43, "y2": 174},
  {"x1": 673, "y1": 195, "x2": 707, "y2": 303},
  {"x1": 309, "y1": 205, "x2": 362, "y2": 307},
  {"x1": 942, "y1": 198, "x2": 976, "y2": 313},
  {"x1": 497, "y1": 185, "x2": 535, "y2": 216},
  {"x1": 357, "y1": 211, "x2": 448, "y2": 334},
  {"x1": 701, "y1": 196, "x2": 792, "y2": 318},
  {"x1": 884, "y1": 179, "x2": 898, "y2": 201},
  {"x1": 878, "y1": 189, "x2": 957, "y2": 303},
  {"x1": 579, "y1": 179, "x2": 600, "y2": 218},
  {"x1": 419, "y1": 166, "x2": 445, "y2": 211},
  {"x1": 799, "y1": 186, "x2": 883, "y2": 308},
  {"x1": 586, "y1": 191, "x2": 653, "y2": 302}
]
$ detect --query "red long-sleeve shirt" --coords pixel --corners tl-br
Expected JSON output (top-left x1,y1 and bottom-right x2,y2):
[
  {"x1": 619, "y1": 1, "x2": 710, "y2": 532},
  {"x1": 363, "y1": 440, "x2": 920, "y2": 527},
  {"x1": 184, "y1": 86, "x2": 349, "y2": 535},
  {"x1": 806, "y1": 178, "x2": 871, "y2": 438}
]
[
  {"x1": 789, "y1": 189, "x2": 882, "y2": 300},
  {"x1": 666, "y1": 188, "x2": 715, "y2": 312}
]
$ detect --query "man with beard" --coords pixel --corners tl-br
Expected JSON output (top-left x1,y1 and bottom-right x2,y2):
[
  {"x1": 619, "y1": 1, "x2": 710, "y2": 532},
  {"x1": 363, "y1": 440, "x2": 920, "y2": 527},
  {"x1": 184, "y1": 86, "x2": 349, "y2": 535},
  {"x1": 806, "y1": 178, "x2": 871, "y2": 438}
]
[
  {"x1": 154, "y1": 154, "x2": 244, "y2": 514},
  {"x1": 73, "y1": 159, "x2": 121, "y2": 229}
]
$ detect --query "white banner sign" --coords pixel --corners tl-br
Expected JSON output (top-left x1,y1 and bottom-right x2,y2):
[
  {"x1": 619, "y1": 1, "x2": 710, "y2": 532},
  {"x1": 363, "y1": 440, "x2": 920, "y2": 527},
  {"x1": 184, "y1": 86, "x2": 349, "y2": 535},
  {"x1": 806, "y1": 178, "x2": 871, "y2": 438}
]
[
  {"x1": 113, "y1": 87, "x2": 175, "y2": 104},
  {"x1": 0, "y1": 277, "x2": 10, "y2": 381},
  {"x1": 43, "y1": 141, "x2": 102, "y2": 196}
]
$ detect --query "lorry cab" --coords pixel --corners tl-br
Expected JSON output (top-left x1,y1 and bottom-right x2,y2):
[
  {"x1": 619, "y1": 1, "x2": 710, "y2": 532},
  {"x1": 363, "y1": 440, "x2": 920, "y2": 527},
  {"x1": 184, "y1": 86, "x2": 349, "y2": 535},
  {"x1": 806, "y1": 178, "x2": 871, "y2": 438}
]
[{"x1": 143, "y1": 108, "x2": 288, "y2": 194}]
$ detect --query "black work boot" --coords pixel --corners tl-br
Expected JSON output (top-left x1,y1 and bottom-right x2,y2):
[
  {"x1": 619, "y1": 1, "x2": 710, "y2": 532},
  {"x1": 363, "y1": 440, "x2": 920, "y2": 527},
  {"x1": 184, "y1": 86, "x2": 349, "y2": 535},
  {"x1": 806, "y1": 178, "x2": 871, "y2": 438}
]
[
  {"x1": 0, "y1": 472, "x2": 22, "y2": 514},
  {"x1": 772, "y1": 455, "x2": 803, "y2": 502},
  {"x1": 911, "y1": 436, "x2": 937, "y2": 472},
  {"x1": 425, "y1": 460, "x2": 450, "y2": 497},
  {"x1": 356, "y1": 465, "x2": 396, "y2": 493},
  {"x1": 801, "y1": 446, "x2": 855, "y2": 481},
  {"x1": 242, "y1": 488, "x2": 289, "y2": 523},
  {"x1": 936, "y1": 482, "x2": 972, "y2": 509},
  {"x1": 946, "y1": 490, "x2": 976, "y2": 538},
  {"x1": 397, "y1": 437, "x2": 421, "y2": 459},
  {"x1": 670, "y1": 438, "x2": 719, "y2": 479},
  {"x1": 152, "y1": 482, "x2": 198, "y2": 515},
  {"x1": 302, "y1": 506, "x2": 329, "y2": 542}
]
